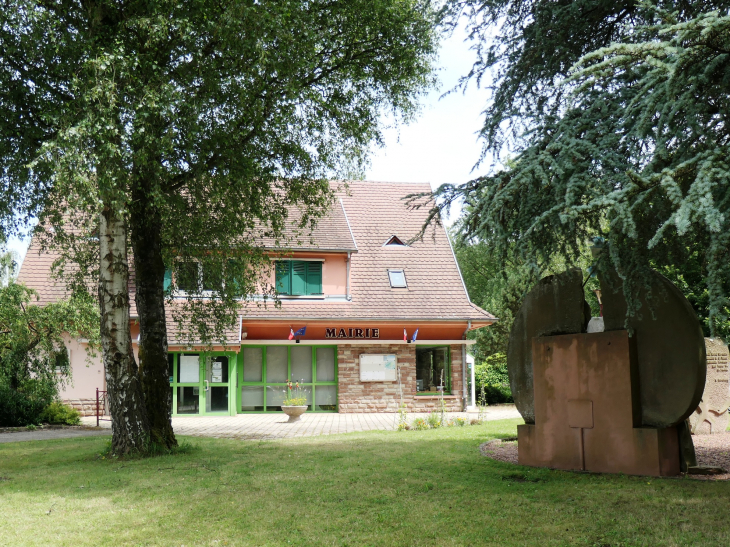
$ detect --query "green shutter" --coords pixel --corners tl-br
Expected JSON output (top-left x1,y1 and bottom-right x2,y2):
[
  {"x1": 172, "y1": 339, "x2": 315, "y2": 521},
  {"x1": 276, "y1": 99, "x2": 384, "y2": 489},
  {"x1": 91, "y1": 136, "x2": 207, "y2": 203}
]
[
  {"x1": 163, "y1": 268, "x2": 172, "y2": 292},
  {"x1": 291, "y1": 261, "x2": 307, "y2": 295},
  {"x1": 275, "y1": 261, "x2": 291, "y2": 295},
  {"x1": 306, "y1": 262, "x2": 322, "y2": 295}
]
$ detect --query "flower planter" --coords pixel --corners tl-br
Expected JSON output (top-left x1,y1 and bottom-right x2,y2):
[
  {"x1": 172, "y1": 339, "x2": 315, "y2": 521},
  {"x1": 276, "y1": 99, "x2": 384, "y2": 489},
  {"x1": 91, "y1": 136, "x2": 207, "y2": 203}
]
[{"x1": 281, "y1": 405, "x2": 308, "y2": 423}]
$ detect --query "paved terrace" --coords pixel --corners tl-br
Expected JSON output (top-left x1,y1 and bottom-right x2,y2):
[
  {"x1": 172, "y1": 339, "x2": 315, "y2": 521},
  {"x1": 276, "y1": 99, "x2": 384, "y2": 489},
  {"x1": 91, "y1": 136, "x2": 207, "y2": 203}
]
[{"x1": 81, "y1": 405, "x2": 521, "y2": 440}]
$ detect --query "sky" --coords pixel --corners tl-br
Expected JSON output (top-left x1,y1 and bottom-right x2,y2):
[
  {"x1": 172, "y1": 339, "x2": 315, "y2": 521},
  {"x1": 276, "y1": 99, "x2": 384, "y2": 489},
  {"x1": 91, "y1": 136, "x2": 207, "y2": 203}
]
[
  {"x1": 6, "y1": 26, "x2": 490, "y2": 269},
  {"x1": 366, "y1": 26, "x2": 490, "y2": 190}
]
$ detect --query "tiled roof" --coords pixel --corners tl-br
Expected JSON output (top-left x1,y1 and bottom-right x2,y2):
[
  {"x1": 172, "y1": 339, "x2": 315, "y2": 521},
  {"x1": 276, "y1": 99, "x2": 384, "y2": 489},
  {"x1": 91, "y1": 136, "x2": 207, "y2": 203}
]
[
  {"x1": 239, "y1": 181, "x2": 495, "y2": 322},
  {"x1": 17, "y1": 181, "x2": 495, "y2": 333},
  {"x1": 251, "y1": 197, "x2": 357, "y2": 252},
  {"x1": 16, "y1": 237, "x2": 67, "y2": 304}
]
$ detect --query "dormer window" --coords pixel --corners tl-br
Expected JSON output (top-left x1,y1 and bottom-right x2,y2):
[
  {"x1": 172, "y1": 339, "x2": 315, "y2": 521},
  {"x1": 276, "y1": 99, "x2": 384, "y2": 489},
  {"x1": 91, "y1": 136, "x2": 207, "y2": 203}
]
[
  {"x1": 383, "y1": 235, "x2": 407, "y2": 247},
  {"x1": 388, "y1": 269, "x2": 407, "y2": 288}
]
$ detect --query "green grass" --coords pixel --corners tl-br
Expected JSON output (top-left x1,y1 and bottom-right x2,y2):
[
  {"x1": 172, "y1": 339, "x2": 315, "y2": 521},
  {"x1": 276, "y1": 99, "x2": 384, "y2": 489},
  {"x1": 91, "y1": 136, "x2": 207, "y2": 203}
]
[{"x1": 0, "y1": 418, "x2": 728, "y2": 546}]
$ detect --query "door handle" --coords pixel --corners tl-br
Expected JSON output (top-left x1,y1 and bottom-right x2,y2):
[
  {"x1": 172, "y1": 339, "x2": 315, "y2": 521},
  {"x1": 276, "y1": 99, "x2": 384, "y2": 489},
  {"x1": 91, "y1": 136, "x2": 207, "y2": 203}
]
[{"x1": 204, "y1": 380, "x2": 209, "y2": 391}]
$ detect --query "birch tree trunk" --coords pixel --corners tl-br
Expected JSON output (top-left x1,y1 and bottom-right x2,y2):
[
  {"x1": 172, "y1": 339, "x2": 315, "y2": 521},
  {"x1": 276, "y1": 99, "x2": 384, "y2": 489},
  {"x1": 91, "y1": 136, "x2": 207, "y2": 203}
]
[{"x1": 99, "y1": 205, "x2": 150, "y2": 454}]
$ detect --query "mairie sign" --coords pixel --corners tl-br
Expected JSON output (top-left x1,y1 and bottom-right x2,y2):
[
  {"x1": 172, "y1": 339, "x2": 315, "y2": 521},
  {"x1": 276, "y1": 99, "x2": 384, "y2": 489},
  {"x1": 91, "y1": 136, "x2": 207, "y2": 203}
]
[{"x1": 325, "y1": 327, "x2": 380, "y2": 339}]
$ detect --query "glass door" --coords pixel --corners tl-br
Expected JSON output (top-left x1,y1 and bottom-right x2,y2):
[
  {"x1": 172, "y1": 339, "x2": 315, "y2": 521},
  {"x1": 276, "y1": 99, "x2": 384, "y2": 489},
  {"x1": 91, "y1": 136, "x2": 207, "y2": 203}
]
[
  {"x1": 205, "y1": 355, "x2": 231, "y2": 413},
  {"x1": 170, "y1": 352, "x2": 236, "y2": 416},
  {"x1": 176, "y1": 353, "x2": 202, "y2": 415}
]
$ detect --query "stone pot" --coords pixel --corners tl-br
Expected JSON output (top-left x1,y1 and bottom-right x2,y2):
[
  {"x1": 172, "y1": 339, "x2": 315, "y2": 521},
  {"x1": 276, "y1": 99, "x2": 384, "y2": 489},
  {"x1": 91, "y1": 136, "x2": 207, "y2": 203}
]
[{"x1": 281, "y1": 405, "x2": 308, "y2": 423}]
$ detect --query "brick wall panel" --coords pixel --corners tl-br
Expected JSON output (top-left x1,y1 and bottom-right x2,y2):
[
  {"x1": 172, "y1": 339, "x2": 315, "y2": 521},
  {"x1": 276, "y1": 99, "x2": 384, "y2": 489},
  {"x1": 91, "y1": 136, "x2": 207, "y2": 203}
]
[{"x1": 337, "y1": 344, "x2": 464, "y2": 413}]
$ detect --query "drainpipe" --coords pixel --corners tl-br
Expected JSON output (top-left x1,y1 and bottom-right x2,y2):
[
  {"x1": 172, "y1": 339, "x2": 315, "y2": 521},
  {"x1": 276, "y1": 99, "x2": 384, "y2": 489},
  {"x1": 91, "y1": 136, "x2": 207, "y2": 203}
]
[
  {"x1": 462, "y1": 320, "x2": 471, "y2": 411},
  {"x1": 346, "y1": 251, "x2": 351, "y2": 301}
]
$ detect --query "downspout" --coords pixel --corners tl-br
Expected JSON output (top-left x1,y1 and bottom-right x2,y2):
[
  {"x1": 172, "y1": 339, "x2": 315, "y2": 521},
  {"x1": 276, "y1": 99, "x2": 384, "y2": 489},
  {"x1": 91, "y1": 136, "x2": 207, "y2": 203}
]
[
  {"x1": 462, "y1": 320, "x2": 471, "y2": 411},
  {"x1": 346, "y1": 251, "x2": 351, "y2": 301}
]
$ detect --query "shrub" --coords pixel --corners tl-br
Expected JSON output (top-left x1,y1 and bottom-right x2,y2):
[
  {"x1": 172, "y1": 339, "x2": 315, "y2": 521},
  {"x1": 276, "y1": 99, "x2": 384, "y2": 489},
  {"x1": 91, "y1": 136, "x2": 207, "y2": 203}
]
[
  {"x1": 426, "y1": 412, "x2": 442, "y2": 429},
  {"x1": 40, "y1": 402, "x2": 81, "y2": 425},
  {"x1": 0, "y1": 381, "x2": 53, "y2": 427},
  {"x1": 411, "y1": 417, "x2": 429, "y2": 431},
  {"x1": 475, "y1": 353, "x2": 514, "y2": 405}
]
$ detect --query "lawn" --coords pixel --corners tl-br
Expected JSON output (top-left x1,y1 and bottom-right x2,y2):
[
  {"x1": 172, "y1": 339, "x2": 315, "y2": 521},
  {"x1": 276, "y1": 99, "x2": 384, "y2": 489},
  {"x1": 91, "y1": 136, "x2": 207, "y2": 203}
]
[{"x1": 1, "y1": 419, "x2": 728, "y2": 547}]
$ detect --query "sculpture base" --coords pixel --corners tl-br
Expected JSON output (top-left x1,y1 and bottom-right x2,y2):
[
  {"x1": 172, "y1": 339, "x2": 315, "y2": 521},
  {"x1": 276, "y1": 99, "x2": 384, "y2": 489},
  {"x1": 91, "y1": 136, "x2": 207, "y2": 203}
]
[{"x1": 518, "y1": 331, "x2": 680, "y2": 477}]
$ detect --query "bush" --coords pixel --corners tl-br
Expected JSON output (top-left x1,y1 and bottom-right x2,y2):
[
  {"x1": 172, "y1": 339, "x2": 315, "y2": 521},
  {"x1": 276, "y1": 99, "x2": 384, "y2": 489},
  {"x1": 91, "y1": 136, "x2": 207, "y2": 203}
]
[
  {"x1": 411, "y1": 417, "x2": 429, "y2": 431},
  {"x1": 0, "y1": 382, "x2": 53, "y2": 427},
  {"x1": 40, "y1": 402, "x2": 81, "y2": 425},
  {"x1": 475, "y1": 353, "x2": 514, "y2": 405}
]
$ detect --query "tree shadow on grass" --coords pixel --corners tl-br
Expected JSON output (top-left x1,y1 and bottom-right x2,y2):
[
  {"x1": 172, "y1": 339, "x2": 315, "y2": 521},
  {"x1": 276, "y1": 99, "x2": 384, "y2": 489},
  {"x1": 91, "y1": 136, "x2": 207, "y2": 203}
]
[{"x1": 1, "y1": 420, "x2": 728, "y2": 546}]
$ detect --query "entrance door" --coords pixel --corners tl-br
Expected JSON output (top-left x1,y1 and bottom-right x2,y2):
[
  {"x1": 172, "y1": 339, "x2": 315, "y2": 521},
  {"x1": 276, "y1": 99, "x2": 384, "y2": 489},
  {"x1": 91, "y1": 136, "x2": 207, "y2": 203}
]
[
  {"x1": 206, "y1": 355, "x2": 231, "y2": 413},
  {"x1": 171, "y1": 352, "x2": 236, "y2": 416}
]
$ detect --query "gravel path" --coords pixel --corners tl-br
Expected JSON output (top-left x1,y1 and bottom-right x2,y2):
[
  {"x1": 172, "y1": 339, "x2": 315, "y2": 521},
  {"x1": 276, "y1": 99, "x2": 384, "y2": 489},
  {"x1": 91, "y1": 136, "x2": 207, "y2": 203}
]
[
  {"x1": 0, "y1": 427, "x2": 109, "y2": 443},
  {"x1": 480, "y1": 432, "x2": 730, "y2": 480}
]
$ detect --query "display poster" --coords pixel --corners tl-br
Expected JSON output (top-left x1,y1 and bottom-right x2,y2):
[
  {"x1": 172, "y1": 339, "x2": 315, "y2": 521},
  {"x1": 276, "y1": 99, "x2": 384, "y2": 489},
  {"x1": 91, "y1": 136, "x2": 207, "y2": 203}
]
[
  {"x1": 211, "y1": 361, "x2": 223, "y2": 383},
  {"x1": 360, "y1": 354, "x2": 397, "y2": 381},
  {"x1": 179, "y1": 355, "x2": 200, "y2": 383}
]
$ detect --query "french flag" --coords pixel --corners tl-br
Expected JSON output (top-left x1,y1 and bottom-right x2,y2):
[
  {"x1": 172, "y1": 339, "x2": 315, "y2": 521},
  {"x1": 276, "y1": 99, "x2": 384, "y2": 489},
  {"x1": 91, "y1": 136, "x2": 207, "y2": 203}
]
[{"x1": 403, "y1": 328, "x2": 407, "y2": 341}]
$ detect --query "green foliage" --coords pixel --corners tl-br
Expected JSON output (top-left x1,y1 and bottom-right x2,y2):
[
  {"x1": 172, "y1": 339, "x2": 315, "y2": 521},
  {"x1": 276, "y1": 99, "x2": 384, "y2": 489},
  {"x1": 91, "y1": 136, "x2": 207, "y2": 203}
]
[
  {"x1": 475, "y1": 353, "x2": 514, "y2": 405},
  {"x1": 283, "y1": 379, "x2": 308, "y2": 407},
  {"x1": 410, "y1": 417, "x2": 430, "y2": 430},
  {"x1": 0, "y1": 381, "x2": 52, "y2": 427},
  {"x1": 452, "y1": 230, "x2": 601, "y2": 361},
  {"x1": 0, "y1": 283, "x2": 99, "y2": 398},
  {"x1": 39, "y1": 402, "x2": 81, "y2": 426},
  {"x1": 436, "y1": 0, "x2": 730, "y2": 339},
  {"x1": 426, "y1": 411, "x2": 442, "y2": 428},
  {"x1": 0, "y1": 235, "x2": 16, "y2": 287},
  {"x1": 0, "y1": 0, "x2": 439, "y2": 343}
]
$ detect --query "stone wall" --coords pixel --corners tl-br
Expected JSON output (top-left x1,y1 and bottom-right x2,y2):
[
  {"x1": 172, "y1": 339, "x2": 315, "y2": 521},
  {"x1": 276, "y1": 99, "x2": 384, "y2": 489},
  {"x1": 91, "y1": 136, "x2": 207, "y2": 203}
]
[
  {"x1": 337, "y1": 344, "x2": 464, "y2": 413},
  {"x1": 689, "y1": 338, "x2": 730, "y2": 434},
  {"x1": 63, "y1": 398, "x2": 105, "y2": 417}
]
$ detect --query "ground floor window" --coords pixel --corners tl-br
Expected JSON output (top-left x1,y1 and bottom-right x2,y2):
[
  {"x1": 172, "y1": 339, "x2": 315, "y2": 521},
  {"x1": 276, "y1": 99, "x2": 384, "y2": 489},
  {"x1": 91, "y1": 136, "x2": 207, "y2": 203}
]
[
  {"x1": 240, "y1": 345, "x2": 337, "y2": 412},
  {"x1": 416, "y1": 346, "x2": 450, "y2": 394}
]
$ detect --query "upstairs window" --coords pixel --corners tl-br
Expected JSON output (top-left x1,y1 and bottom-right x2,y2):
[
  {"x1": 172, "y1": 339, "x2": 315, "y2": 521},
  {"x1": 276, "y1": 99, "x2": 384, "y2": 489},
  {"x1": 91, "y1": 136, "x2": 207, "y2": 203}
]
[
  {"x1": 167, "y1": 261, "x2": 223, "y2": 295},
  {"x1": 276, "y1": 260, "x2": 323, "y2": 296},
  {"x1": 388, "y1": 269, "x2": 407, "y2": 288}
]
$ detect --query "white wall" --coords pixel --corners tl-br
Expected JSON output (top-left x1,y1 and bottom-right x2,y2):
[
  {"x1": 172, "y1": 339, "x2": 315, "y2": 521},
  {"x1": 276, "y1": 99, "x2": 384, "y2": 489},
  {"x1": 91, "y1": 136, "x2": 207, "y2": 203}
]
[{"x1": 59, "y1": 335, "x2": 105, "y2": 400}]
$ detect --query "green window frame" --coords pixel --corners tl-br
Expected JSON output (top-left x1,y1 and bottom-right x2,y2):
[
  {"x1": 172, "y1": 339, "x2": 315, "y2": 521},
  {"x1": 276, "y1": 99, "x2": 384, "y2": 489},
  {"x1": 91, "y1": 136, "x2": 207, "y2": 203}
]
[
  {"x1": 168, "y1": 351, "x2": 238, "y2": 416},
  {"x1": 238, "y1": 345, "x2": 338, "y2": 412},
  {"x1": 415, "y1": 346, "x2": 451, "y2": 395},
  {"x1": 275, "y1": 260, "x2": 323, "y2": 296}
]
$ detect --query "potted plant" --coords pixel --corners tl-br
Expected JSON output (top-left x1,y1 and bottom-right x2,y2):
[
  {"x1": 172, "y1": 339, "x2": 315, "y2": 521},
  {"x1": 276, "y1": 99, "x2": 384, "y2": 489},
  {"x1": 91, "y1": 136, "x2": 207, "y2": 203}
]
[{"x1": 281, "y1": 380, "x2": 308, "y2": 422}]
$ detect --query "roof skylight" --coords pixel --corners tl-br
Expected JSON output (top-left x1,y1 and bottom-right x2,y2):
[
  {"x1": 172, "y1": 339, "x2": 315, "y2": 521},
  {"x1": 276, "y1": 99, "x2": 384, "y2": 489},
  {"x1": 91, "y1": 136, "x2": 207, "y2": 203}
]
[{"x1": 388, "y1": 269, "x2": 407, "y2": 288}]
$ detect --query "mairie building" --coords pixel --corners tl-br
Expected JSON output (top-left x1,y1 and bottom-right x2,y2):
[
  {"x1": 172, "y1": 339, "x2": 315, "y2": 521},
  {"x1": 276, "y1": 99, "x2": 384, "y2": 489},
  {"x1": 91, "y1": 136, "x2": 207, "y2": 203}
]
[{"x1": 18, "y1": 181, "x2": 495, "y2": 416}]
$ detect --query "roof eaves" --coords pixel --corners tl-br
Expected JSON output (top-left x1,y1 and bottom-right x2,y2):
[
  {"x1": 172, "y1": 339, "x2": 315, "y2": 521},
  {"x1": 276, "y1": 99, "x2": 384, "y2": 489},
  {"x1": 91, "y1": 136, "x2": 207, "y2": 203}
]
[
  {"x1": 240, "y1": 315, "x2": 497, "y2": 322},
  {"x1": 264, "y1": 246, "x2": 358, "y2": 253}
]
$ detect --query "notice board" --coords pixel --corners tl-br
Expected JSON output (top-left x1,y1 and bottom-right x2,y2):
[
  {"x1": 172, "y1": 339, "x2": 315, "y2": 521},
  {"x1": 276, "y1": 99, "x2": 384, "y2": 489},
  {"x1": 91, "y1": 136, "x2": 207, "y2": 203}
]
[{"x1": 360, "y1": 354, "x2": 397, "y2": 382}]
